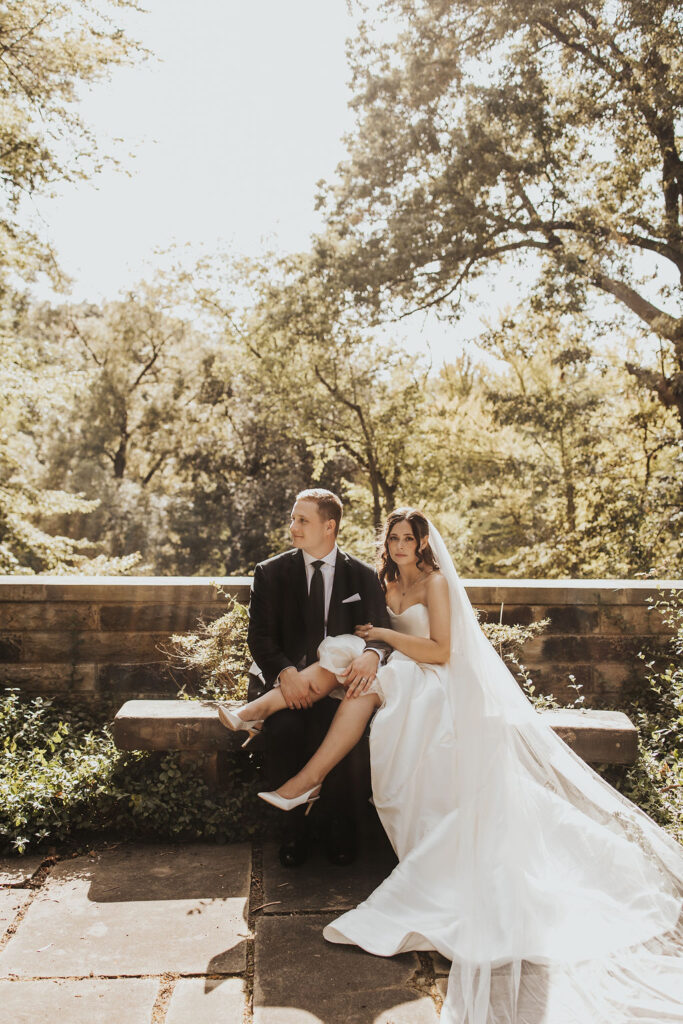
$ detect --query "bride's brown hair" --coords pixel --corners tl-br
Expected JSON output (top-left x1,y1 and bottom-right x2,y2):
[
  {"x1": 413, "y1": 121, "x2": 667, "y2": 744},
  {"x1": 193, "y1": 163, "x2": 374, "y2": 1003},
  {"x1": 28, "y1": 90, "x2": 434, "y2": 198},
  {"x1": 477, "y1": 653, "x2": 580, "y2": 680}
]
[{"x1": 377, "y1": 507, "x2": 440, "y2": 593}]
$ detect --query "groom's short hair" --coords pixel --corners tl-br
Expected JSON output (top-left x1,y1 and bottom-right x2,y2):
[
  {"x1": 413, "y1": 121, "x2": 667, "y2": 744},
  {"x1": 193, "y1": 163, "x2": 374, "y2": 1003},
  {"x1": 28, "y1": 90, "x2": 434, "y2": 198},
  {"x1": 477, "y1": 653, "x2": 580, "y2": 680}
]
[{"x1": 296, "y1": 488, "x2": 343, "y2": 536}]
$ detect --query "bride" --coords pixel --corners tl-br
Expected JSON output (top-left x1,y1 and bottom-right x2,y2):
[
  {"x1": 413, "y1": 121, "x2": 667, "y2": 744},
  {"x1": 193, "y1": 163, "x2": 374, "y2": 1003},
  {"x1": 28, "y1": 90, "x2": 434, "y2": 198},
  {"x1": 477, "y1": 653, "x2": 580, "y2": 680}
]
[{"x1": 226, "y1": 507, "x2": 683, "y2": 1024}]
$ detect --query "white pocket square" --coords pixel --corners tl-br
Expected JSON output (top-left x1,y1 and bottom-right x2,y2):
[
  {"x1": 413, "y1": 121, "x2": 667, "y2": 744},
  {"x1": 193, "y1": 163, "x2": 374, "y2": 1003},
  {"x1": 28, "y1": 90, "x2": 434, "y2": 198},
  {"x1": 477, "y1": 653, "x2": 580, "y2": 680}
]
[{"x1": 342, "y1": 593, "x2": 362, "y2": 604}]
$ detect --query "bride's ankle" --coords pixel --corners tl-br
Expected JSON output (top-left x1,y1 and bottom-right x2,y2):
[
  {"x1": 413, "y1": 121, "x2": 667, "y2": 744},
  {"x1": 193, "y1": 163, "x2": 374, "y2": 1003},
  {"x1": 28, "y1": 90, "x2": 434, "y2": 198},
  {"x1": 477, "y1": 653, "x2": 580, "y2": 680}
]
[
  {"x1": 297, "y1": 770, "x2": 324, "y2": 791},
  {"x1": 239, "y1": 699, "x2": 267, "y2": 721}
]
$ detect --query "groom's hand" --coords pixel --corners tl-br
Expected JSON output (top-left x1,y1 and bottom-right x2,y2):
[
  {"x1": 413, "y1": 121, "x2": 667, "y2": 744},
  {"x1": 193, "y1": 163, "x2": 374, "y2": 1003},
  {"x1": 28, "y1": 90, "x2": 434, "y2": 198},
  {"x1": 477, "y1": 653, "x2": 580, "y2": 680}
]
[
  {"x1": 279, "y1": 667, "x2": 313, "y2": 710},
  {"x1": 341, "y1": 650, "x2": 380, "y2": 699}
]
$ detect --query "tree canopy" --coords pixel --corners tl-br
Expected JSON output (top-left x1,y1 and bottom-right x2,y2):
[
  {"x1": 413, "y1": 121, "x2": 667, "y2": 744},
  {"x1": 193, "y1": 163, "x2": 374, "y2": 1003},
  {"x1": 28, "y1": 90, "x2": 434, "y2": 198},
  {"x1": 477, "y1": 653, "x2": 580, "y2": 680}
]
[
  {"x1": 0, "y1": 0, "x2": 148, "y2": 571},
  {"x1": 315, "y1": 0, "x2": 683, "y2": 422},
  {"x1": 0, "y1": 0, "x2": 147, "y2": 285},
  {"x1": 0, "y1": 0, "x2": 680, "y2": 577}
]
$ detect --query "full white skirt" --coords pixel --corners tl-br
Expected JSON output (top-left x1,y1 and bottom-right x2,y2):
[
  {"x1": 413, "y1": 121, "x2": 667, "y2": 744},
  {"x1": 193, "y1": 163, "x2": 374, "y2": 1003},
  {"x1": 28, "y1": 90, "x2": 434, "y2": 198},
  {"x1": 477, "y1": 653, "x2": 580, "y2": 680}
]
[{"x1": 316, "y1": 633, "x2": 683, "y2": 1024}]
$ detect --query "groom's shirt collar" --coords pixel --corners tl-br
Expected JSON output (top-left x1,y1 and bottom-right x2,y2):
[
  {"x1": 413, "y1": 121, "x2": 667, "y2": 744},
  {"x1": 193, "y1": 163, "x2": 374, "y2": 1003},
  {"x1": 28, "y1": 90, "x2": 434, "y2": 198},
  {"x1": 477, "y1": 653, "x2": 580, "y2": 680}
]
[{"x1": 301, "y1": 543, "x2": 338, "y2": 571}]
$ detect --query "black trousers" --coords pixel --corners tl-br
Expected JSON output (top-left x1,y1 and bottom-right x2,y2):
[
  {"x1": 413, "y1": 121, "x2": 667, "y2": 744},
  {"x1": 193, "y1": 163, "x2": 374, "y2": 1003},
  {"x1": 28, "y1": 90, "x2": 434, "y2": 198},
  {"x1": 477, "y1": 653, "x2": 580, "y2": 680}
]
[{"x1": 258, "y1": 687, "x2": 370, "y2": 843}]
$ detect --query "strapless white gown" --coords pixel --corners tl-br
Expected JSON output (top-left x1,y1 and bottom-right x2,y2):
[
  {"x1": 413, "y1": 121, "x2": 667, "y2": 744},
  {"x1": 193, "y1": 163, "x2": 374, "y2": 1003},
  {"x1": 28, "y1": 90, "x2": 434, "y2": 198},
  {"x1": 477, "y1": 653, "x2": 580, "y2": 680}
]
[{"x1": 316, "y1": 603, "x2": 683, "y2": 1024}]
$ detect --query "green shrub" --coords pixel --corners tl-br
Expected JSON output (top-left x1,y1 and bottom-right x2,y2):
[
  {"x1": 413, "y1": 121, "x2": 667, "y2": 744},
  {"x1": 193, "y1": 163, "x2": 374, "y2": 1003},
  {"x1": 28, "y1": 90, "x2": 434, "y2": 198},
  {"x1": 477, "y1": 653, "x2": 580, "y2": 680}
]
[
  {"x1": 160, "y1": 588, "x2": 251, "y2": 702},
  {"x1": 0, "y1": 689, "x2": 267, "y2": 855},
  {"x1": 602, "y1": 586, "x2": 683, "y2": 843}
]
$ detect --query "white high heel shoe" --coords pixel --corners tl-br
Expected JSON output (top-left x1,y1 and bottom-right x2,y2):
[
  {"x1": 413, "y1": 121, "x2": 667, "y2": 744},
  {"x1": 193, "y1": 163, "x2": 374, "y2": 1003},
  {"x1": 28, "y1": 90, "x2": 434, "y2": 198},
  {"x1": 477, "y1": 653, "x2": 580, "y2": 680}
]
[
  {"x1": 257, "y1": 783, "x2": 322, "y2": 815},
  {"x1": 217, "y1": 705, "x2": 264, "y2": 748}
]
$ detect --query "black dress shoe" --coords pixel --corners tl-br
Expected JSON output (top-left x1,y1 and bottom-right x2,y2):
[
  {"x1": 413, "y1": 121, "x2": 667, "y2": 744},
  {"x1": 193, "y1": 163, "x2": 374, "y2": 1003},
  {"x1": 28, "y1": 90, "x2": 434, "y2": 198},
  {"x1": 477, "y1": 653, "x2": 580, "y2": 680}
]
[
  {"x1": 324, "y1": 816, "x2": 357, "y2": 866},
  {"x1": 279, "y1": 836, "x2": 309, "y2": 868}
]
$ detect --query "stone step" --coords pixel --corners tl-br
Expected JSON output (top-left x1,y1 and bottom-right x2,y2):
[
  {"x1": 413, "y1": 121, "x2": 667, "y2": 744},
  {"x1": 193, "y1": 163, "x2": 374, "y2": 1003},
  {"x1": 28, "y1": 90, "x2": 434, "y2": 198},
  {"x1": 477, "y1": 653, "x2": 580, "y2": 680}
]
[{"x1": 112, "y1": 699, "x2": 638, "y2": 766}]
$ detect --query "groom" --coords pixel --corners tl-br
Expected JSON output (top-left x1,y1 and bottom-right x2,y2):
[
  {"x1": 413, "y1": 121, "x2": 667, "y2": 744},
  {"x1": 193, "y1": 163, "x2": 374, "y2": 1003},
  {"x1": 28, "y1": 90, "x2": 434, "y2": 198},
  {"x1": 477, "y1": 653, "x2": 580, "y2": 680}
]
[{"x1": 247, "y1": 488, "x2": 390, "y2": 868}]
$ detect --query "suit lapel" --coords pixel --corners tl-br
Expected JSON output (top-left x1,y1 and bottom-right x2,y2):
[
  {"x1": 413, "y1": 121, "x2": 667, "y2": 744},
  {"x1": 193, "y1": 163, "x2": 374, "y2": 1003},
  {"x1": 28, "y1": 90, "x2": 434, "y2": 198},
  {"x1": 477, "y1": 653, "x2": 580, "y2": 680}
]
[
  {"x1": 327, "y1": 549, "x2": 350, "y2": 635},
  {"x1": 291, "y1": 549, "x2": 308, "y2": 613}
]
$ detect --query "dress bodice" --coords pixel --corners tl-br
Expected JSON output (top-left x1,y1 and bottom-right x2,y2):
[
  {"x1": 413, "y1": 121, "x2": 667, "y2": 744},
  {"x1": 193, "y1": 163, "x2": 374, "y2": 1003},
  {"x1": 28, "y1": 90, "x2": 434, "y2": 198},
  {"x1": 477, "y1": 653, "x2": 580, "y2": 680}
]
[{"x1": 387, "y1": 602, "x2": 430, "y2": 638}]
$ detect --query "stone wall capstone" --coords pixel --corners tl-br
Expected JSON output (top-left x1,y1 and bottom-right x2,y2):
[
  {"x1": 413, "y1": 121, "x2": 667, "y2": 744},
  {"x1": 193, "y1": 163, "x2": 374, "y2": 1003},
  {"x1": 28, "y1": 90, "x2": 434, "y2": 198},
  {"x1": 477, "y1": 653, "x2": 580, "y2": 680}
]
[{"x1": 0, "y1": 576, "x2": 680, "y2": 707}]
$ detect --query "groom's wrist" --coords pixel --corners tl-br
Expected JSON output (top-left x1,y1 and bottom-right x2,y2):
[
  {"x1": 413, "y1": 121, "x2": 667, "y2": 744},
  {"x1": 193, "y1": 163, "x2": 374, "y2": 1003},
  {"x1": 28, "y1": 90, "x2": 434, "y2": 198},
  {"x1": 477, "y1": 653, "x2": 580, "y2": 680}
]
[
  {"x1": 276, "y1": 664, "x2": 297, "y2": 686},
  {"x1": 365, "y1": 647, "x2": 382, "y2": 665}
]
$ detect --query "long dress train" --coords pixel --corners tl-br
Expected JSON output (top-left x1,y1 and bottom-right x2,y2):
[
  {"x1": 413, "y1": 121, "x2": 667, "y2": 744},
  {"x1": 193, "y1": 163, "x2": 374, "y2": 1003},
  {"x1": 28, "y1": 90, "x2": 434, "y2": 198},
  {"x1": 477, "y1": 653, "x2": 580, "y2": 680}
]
[{"x1": 315, "y1": 525, "x2": 683, "y2": 1024}]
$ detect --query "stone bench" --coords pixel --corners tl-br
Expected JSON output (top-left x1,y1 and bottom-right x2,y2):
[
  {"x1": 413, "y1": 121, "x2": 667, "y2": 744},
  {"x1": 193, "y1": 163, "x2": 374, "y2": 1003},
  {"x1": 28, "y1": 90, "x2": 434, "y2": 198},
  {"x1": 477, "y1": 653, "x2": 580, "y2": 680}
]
[{"x1": 112, "y1": 699, "x2": 639, "y2": 787}]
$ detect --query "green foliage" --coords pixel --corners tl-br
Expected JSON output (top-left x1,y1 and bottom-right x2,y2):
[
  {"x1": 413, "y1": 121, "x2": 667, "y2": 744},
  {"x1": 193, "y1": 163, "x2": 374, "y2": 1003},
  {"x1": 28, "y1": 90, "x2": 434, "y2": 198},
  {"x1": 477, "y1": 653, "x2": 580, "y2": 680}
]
[
  {"x1": 0, "y1": 0, "x2": 148, "y2": 286},
  {"x1": 31, "y1": 286, "x2": 218, "y2": 571},
  {"x1": 1, "y1": 2, "x2": 681, "y2": 582},
  {"x1": 314, "y1": 0, "x2": 683, "y2": 425},
  {"x1": 0, "y1": 303, "x2": 144, "y2": 574},
  {"x1": 478, "y1": 610, "x2": 548, "y2": 660},
  {"x1": 606, "y1": 586, "x2": 683, "y2": 842},
  {"x1": 3, "y1": 260, "x2": 681, "y2": 579},
  {"x1": 161, "y1": 588, "x2": 252, "y2": 702},
  {"x1": 480, "y1": 612, "x2": 582, "y2": 711},
  {"x1": 434, "y1": 309, "x2": 683, "y2": 576},
  {"x1": 7, "y1": 271, "x2": 681, "y2": 579},
  {"x1": 184, "y1": 250, "x2": 433, "y2": 535},
  {"x1": 0, "y1": 0, "x2": 150, "y2": 574},
  {"x1": 0, "y1": 690, "x2": 267, "y2": 855}
]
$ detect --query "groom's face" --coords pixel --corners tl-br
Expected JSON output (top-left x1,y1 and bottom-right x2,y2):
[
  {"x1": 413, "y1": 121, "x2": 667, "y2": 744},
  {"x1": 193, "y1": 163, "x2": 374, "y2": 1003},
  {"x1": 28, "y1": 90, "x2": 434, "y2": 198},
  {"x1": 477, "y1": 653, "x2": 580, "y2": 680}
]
[{"x1": 289, "y1": 499, "x2": 335, "y2": 554}]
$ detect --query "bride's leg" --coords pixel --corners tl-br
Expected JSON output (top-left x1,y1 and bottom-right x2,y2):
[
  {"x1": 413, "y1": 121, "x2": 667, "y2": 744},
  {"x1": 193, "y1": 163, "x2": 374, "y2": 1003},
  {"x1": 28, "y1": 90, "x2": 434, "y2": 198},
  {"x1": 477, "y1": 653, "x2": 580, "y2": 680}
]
[
  {"x1": 233, "y1": 663, "x2": 340, "y2": 721},
  {"x1": 275, "y1": 692, "x2": 381, "y2": 800}
]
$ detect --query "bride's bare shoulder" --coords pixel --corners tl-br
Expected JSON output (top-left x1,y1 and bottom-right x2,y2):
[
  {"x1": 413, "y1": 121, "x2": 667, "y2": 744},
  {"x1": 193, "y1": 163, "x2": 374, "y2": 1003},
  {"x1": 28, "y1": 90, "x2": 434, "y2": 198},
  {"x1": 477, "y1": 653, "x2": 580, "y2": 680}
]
[
  {"x1": 425, "y1": 570, "x2": 449, "y2": 600},
  {"x1": 421, "y1": 569, "x2": 448, "y2": 606}
]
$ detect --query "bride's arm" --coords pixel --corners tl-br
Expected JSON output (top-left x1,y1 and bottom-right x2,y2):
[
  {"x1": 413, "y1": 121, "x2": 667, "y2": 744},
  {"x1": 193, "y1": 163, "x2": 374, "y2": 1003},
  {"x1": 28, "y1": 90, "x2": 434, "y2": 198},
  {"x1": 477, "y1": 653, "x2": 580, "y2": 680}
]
[{"x1": 356, "y1": 575, "x2": 451, "y2": 664}]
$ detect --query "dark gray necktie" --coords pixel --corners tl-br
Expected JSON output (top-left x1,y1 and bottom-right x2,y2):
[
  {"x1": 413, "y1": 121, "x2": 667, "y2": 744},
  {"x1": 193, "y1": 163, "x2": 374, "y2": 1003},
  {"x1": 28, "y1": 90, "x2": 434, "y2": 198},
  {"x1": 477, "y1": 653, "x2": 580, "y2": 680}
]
[{"x1": 305, "y1": 559, "x2": 325, "y2": 666}]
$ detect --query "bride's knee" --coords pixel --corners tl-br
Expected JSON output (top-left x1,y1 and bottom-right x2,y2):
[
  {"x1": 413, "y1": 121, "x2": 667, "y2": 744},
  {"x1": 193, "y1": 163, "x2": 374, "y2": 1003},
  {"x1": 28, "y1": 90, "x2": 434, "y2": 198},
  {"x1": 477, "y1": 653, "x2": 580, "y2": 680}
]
[{"x1": 306, "y1": 666, "x2": 338, "y2": 698}]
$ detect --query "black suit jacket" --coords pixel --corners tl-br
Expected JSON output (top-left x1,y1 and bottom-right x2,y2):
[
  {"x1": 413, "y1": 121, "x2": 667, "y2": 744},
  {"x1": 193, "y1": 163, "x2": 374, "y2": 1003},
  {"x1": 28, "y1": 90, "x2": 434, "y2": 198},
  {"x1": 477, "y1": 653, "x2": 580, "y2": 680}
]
[{"x1": 247, "y1": 546, "x2": 391, "y2": 690}]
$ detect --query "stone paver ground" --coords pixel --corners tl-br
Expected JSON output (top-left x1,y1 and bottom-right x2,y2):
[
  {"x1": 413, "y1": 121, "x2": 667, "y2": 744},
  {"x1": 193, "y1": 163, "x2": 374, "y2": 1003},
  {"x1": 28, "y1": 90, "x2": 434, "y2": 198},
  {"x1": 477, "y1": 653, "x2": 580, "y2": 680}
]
[
  {"x1": 0, "y1": 889, "x2": 31, "y2": 940},
  {"x1": 0, "y1": 829, "x2": 447, "y2": 1023},
  {"x1": 0, "y1": 978, "x2": 159, "y2": 1024},
  {"x1": 0, "y1": 843, "x2": 250, "y2": 978},
  {"x1": 254, "y1": 914, "x2": 439, "y2": 1024}
]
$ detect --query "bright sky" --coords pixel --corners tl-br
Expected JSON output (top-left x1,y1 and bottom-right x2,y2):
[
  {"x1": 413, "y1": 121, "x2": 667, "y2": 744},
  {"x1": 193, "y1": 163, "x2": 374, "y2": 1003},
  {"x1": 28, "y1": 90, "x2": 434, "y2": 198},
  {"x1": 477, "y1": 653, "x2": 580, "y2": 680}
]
[{"x1": 22, "y1": 1, "x2": 546, "y2": 364}]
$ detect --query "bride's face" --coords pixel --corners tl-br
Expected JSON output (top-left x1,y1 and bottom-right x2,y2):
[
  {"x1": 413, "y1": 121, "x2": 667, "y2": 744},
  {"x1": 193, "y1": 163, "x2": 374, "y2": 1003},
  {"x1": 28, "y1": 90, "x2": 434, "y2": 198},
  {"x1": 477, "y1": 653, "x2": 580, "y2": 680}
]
[{"x1": 387, "y1": 520, "x2": 419, "y2": 568}]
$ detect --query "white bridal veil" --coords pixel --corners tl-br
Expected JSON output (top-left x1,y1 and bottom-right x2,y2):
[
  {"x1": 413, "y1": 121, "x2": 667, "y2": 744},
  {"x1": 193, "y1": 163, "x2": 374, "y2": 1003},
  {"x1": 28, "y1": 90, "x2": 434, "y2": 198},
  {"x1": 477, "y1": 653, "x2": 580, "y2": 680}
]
[{"x1": 425, "y1": 519, "x2": 683, "y2": 1024}]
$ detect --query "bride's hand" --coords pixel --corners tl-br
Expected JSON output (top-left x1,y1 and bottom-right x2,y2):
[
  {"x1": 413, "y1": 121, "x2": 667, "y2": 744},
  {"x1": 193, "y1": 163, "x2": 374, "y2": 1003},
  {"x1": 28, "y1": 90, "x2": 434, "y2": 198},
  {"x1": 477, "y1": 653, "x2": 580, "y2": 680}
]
[
  {"x1": 341, "y1": 649, "x2": 379, "y2": 698},
  {"x1": 354, "y1": 622, "x2": 378, "y2": 641}
]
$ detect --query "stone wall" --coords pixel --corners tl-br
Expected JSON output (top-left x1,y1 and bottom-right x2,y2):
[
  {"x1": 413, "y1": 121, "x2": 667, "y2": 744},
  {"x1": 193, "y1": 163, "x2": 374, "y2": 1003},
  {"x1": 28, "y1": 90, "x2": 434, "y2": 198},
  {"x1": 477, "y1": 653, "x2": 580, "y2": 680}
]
[{"x1": 0, "y1": 576, "x2": 680, "y2": 708}]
